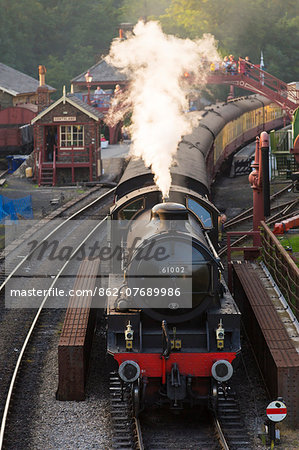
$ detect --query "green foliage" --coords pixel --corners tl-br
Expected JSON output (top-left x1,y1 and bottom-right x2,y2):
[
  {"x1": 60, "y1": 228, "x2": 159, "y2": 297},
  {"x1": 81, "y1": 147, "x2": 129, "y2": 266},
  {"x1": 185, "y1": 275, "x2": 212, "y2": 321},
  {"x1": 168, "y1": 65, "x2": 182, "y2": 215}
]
[
  {"x1": 120, "y1": 0, "x2": 170, "y2": 22},
  {"x1": 159, "y1": 0, "x2": 299, "y2": 82},
  {"x1": 0, "y1": 0, "x2": 297, "y2": 101},
  {"x1": 0, "y1": 0, "x2": 122, "y2": 94}
]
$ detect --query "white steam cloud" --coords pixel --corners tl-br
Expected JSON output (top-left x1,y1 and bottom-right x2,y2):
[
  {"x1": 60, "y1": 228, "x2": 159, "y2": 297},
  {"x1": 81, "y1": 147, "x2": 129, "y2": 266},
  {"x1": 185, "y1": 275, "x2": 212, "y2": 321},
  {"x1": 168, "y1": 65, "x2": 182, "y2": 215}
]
[{"x1": 105, "y1": 21, "x2": 220, "y2": 197}]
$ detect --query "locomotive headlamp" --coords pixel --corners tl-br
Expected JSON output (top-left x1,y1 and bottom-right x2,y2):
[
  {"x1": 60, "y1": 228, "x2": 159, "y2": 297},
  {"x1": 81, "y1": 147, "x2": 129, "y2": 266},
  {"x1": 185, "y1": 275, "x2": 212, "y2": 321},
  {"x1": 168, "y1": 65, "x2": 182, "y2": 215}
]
[
  {"x1": 119, "y1": 360, "x2": 140, "y2": 383},
  {"x1": 211, "y1": 360, "x2": 233, "y2": 382},
  {"x1": 216, "y1": 319, "x2": 225, "y2": 349},
  {"x1": 125, "y1": 321, "x2": 134, "y2": 350}
]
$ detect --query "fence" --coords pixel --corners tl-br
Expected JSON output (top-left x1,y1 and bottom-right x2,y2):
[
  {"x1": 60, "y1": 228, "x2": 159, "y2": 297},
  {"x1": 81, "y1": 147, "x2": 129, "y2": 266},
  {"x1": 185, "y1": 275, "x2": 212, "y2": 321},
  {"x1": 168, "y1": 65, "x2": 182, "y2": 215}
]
[
  {"x1": 269, "y1": 129, "x2": 298, "y2": 178},
  {"x1": 260, "y1": 221, "x2": 299, "y2": 319}
]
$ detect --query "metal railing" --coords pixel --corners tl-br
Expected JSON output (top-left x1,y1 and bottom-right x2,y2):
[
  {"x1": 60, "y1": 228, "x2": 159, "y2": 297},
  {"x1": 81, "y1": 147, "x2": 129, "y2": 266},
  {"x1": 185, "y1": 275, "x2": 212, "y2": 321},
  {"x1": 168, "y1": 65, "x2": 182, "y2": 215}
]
[
  {"x1": 82, "y1": 93, "x2": 111, "y2": 109},
  {"x1": 260, "y1": 221, "x2": 299, "y2": 318}
]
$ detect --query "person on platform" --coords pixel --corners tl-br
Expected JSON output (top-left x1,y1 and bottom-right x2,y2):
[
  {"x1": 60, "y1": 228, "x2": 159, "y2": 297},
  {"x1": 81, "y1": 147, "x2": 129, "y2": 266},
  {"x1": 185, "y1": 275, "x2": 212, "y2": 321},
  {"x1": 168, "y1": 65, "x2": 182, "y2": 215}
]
[
  {"x1": 93, "y1": 86, "x2": 105, "y2": 106},
  {"x1": 222, "y1": 56, "x2": 229, "y2": 73},
  {"x1": 111, "y1": 84, "x2": 122, "y2": 107},
  {"x1": 114, "y1": 84, "x2": 121, "y2": 95},
  {"x1": 244, "y1": 56, "x2": 252, "y2": 76},
  {"x1": 228, "y1": 55, "x2": 237, "y2": 74}
]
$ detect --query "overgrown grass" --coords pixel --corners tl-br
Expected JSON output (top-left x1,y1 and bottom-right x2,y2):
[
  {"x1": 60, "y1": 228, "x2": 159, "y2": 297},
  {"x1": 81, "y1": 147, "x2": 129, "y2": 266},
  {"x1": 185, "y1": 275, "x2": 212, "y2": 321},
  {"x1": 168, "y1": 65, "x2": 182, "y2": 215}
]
[{"x1": 277, "y1": 233, "x2": 299, "y2": 252}]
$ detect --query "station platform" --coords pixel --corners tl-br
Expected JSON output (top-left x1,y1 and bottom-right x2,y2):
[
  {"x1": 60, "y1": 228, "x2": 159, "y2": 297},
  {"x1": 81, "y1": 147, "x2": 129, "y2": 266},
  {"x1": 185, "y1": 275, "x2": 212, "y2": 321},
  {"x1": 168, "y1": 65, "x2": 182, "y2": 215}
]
[{"x1": 232, "y1": 261, "x2": 299, "y2": 427}]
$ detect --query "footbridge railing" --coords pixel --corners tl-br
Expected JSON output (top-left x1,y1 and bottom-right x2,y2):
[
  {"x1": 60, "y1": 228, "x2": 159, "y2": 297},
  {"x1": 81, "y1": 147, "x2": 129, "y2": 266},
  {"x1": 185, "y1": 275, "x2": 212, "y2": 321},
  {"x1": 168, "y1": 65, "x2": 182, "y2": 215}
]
[
  {"x1": 260, "y1": 221, "x2": 299, "y2": 319},
  {"x1": 207, "y1": 59, "x2": 299, "y2": 119}
]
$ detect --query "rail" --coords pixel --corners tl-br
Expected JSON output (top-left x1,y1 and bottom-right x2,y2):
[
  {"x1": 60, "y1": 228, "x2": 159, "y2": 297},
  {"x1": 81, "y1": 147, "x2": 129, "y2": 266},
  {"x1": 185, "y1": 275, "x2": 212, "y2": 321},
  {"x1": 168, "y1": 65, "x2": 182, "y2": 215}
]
[
  {"x1": 260, "y1": 221, "x2": 299, "y2": 318},
  {"x1": 0, "y1": 216, "x2": 108, "y2": 449},
  {"x1": 0, "y1": 187, "x2": 116, "y2": 294},
  {"x1": 0, "y1": 188, "x2": 115, "y2": 448},
  {"x1": 214, "y1": 416, "x2": 230, "y2": 450}
]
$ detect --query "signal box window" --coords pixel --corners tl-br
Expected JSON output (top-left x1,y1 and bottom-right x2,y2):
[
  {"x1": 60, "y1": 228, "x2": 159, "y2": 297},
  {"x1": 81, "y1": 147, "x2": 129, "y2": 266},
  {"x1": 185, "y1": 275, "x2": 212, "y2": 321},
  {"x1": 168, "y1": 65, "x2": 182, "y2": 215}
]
[
  {"x1": 118, "y1": 198, "x2": 144, "y2": 220},
  {"x1": 187, "y1": 198, "x2": 212, "y2": 228},
  {"x1": 60, "y1": 125, "x2": 84, "y2": 148}
]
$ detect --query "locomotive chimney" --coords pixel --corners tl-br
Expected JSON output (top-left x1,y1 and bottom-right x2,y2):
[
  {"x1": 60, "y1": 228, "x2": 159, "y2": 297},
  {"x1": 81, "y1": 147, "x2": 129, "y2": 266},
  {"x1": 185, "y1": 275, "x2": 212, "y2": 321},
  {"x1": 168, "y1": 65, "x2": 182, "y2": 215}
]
[{"x1": 151, "y1": 203, "x2": 188, "y2": 231}]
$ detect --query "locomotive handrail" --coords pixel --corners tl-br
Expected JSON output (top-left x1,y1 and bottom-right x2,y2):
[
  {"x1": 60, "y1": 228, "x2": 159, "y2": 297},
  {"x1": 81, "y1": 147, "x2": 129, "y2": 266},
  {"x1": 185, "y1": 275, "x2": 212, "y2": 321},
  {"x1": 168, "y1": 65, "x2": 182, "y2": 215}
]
[{"x1": 161, "y1": 320, "x2": 171, "y2": 358}]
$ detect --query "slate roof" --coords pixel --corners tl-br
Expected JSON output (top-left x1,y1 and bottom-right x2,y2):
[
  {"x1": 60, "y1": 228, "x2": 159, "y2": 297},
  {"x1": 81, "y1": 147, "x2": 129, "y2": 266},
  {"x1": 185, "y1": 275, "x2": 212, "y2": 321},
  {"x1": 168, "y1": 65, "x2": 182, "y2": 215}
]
[
  {"x1": 0, "y1": 63, "x2": 55, "y2": 96},
  {"x1": 72, "y1": 59, "x2": 127, "y2": 84},
  {"x1": 68, "y1": 94, "x2": 103, "y2": 119},
  {"x1": 31, "y1": 93, "x2": 103, "y2": 124}
]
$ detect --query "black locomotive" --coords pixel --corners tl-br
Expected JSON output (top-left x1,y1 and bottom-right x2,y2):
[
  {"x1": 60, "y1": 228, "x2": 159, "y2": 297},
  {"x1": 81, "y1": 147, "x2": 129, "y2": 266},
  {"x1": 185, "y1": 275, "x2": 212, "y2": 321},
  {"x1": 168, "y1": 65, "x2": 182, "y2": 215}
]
[{"x1": 106, "y1": 136, "x2": 241, "y2": 413}]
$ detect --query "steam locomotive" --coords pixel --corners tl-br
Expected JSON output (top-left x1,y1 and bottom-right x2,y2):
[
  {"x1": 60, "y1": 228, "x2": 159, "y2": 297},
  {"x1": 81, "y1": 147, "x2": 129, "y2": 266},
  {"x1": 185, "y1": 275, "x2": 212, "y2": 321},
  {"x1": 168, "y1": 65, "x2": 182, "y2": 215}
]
[
  {"x1": 105, "y1": 95, "x2": 285, "y2": 413},
  {"x1": 106, "y1": 132, "x2": 241, "y2": 413}
]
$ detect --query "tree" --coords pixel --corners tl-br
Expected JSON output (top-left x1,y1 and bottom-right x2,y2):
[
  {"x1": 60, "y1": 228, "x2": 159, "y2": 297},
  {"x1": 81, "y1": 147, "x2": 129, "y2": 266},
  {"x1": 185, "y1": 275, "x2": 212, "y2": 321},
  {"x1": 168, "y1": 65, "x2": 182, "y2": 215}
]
[{"x1": 159, "y1": 0, "x2": 299, "y2": 83}]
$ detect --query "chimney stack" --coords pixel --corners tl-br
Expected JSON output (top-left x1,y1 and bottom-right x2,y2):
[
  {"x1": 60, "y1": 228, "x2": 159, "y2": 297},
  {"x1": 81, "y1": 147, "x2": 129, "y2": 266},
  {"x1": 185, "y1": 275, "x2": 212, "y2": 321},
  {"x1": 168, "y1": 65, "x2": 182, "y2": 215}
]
[
  {"x1": 36, "y1": 65, "x2": 50, "y2": 112},
  {"x1": 39, "y1": 65, "x2": 46, "y2": 86}
]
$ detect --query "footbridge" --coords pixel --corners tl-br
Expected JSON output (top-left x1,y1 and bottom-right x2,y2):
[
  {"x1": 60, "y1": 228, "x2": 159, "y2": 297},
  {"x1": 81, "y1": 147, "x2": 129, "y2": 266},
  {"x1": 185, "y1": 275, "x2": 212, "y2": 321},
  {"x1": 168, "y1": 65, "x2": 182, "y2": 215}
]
[{"x1": 207, "y1": 58, "x2": 299, "y2": 119}]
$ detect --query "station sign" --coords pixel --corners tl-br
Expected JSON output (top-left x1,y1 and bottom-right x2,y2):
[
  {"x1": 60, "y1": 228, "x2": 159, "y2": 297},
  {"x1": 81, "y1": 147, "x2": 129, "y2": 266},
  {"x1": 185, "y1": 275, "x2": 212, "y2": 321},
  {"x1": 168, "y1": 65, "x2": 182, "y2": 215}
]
[
  {"x1": 266, "y1": 400, "x2": 287, "y2": 422},
  {"x1": 53, "y1": 116, "x2": 76, "y2": 122}
]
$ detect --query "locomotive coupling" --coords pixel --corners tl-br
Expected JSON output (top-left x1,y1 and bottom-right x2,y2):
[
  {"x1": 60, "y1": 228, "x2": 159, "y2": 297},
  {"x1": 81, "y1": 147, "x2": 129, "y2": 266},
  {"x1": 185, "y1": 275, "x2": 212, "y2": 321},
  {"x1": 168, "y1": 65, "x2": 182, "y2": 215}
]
[
  {"x1": 125, "y1": 321, "x2": 134, "y2": 350},
  {"x1": 216, "y1": 319, "x2": 225, "y2": 349}
]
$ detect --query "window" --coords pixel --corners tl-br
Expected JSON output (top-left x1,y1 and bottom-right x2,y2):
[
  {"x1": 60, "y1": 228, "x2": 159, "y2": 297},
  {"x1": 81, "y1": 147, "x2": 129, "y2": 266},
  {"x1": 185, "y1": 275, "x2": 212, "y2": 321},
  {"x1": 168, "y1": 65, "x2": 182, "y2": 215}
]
[
  {"x1": 60, "y1": 125, "x2": 84, "y2": 147},
  {"x1": 118, "y1": 198, "x2": 144, "y2": 220},
  {"x1": 187, "y1": 198, "x2": 212, "y2": 228}
]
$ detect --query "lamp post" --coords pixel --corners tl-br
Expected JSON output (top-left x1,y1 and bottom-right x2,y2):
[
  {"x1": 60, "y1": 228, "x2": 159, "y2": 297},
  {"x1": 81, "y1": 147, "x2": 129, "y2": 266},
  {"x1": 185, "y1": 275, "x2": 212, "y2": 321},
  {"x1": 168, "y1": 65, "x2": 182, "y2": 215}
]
[{"x1": 85, "y1": 71, "x2": 93, "y2": 105}]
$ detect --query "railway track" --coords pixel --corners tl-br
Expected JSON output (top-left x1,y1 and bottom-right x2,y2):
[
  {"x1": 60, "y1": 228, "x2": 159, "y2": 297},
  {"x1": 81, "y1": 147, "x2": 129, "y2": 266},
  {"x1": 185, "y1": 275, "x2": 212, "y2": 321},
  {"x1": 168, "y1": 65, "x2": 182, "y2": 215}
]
[
  {"x1": 223, "y1": 182, "x2": 295, "y2": 230},
  {"x1": 219, "y1": 182, "x2": 298, "y2": 256},
  {"x1": 109, "y1": 372, "x2": 251, "y2": 450},
  {"x1": 0, "y1": 189, "x2": 115, "y2": 448},
  {"x1": 0, "y1": 186, "x2": 115, "y2": 287}
]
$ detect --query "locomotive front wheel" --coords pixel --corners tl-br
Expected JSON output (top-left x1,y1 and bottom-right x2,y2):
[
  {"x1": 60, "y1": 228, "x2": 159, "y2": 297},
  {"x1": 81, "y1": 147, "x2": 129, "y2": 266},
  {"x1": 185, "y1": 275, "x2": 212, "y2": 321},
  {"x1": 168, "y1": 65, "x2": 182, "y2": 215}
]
[
  {"x1": 132, "y1": 379, "x2": 141, "y2": 417},
  {"x1": 210, "y1": 380, "x2": 218, "y2": 411}
]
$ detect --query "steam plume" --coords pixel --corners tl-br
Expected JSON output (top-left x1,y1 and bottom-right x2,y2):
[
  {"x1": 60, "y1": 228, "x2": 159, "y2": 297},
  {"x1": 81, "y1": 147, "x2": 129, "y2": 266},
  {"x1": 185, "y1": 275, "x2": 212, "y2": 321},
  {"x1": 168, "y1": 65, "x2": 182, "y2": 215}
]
[{"x1": 105, "y1": 21, "x2": 220, "y2": 197}]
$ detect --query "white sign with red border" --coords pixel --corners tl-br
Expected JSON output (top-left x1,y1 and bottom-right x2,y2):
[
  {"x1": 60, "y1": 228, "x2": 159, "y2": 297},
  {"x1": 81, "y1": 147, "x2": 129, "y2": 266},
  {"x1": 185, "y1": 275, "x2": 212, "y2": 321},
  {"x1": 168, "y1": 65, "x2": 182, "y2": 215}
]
[
  {"x1": 266, "y1": 401, "x2": 287, "y2": 422},
  {"x1": 53, "y1": 116, "x2": 76, "y2": 122}
]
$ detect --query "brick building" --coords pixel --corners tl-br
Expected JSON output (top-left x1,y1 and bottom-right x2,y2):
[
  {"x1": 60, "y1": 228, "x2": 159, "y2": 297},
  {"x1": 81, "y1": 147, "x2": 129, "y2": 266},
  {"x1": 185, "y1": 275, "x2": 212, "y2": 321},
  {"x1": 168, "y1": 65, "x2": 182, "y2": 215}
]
[{"x1": 31, "y1": 91, "x2": 103, "y2": 186}]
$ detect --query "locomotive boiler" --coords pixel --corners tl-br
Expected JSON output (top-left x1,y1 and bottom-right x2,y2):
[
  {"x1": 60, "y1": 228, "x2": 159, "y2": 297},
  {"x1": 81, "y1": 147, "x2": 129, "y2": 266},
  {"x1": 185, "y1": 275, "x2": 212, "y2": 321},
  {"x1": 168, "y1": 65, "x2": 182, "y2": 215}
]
[{"x1": 106, "y1": 137, "x2": 241, "y2": 413}]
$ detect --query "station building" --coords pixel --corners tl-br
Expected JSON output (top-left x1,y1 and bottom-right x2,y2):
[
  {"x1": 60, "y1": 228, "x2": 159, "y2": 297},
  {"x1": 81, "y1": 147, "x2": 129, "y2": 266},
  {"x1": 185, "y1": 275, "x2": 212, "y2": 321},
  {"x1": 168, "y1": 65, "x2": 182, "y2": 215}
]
[{"x1": 31, "y1": 90, "x2": 103, "y2": 186}]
